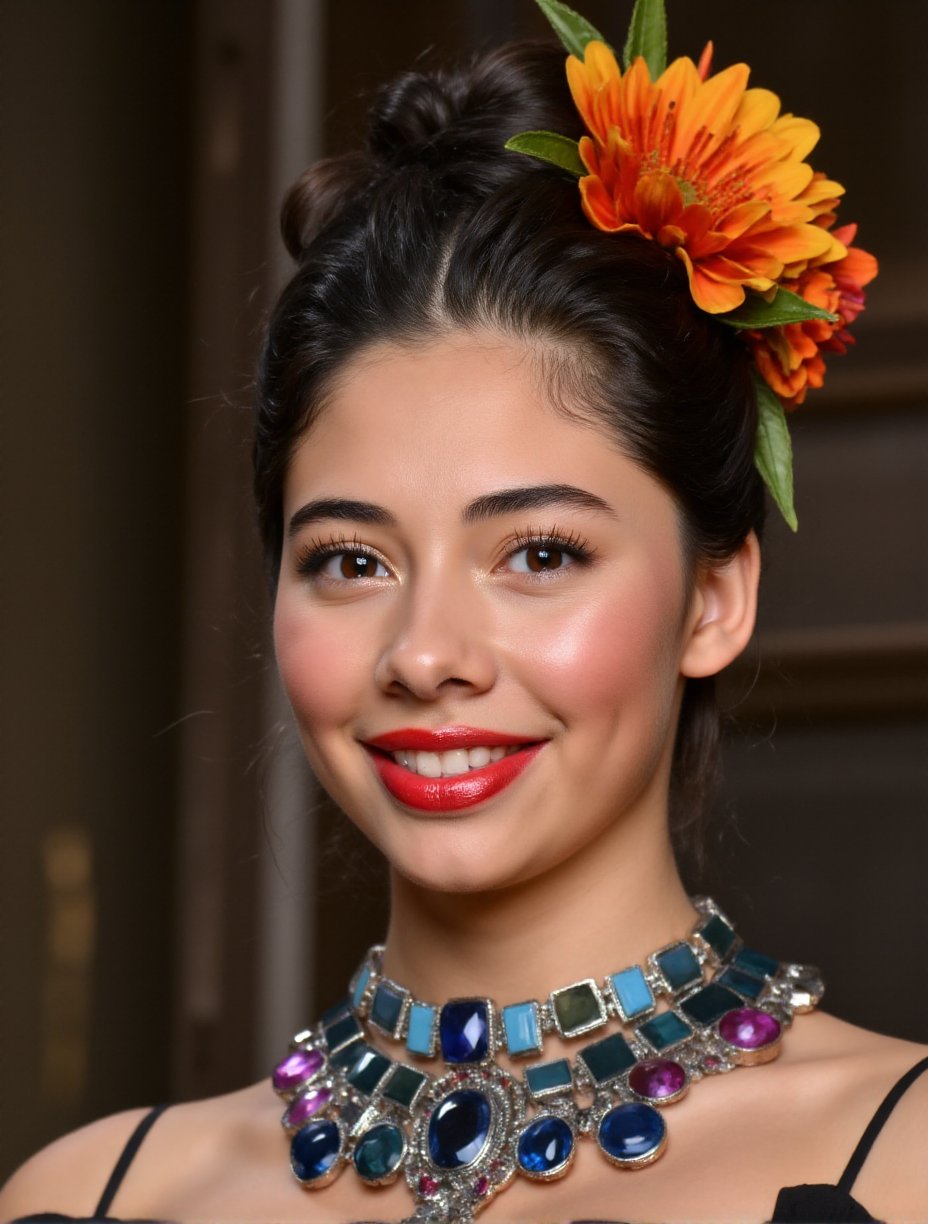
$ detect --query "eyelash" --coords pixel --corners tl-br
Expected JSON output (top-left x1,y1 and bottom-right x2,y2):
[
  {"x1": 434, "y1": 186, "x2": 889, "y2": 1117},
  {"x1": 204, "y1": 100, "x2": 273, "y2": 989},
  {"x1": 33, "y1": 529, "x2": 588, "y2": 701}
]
[{"x1": 293, "y1": 526, "x2": 596, "y2": 581}]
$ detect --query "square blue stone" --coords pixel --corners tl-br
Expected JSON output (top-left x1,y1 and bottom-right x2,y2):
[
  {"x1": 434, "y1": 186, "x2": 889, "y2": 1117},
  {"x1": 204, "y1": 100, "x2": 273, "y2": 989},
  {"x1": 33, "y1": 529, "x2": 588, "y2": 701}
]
[
  {"x1": 502, "y1": 1001, "x2": 541, "y2": 1056},
  {"x1": 734, "y1": 947, "x2": 779, "y2": 979},
  {"x1": 350, "y1": 963, "x2": 372, "y2": 1011},
  {"x1": 637, "y1": 1010, "x2": 693, "y2": 1052},
  {"x1": 655, "y1": 942, "x2": 702, "y2": 992},
  {"x1": 718, "y1": 965, "x2": 765, "y2": 1001},
  {"x1": 440, "y1": 998, "x2": 490, "y2": 1063},
  {"x1": 699, "y1": 914, "x2": 737, "y2": 959},
  {"x1": 325, "y1": 1011, "x2": 362, "y2": 1053},
  {"x1": 370, "y1": 981, "x2": 407, "y2": 1036},
  {"x1": 406, "y1": 1002, "x2": 437, "y2": 1057},
  {"x1": 609, "y1": 966, "x2": 654, "y2": 1020},
  {"x1": 577, "y1": 1033, "x2": 636, "y2": 1086},
  {"x1": 679, "y1": 982, "x2": 743, "y2": 1027},
  {"x1": 525, "y1": 1058, "x2": 573, "y2": 1099},
  {"x1": 345, "y1": 1044, "x2": 392, "y2": 1095}
]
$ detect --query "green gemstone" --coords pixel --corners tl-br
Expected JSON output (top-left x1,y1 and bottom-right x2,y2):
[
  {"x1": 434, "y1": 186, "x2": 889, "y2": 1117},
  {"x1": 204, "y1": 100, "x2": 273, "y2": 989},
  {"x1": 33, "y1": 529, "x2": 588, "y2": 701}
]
[
  {"x1": 551, "y1": 981, "x2": 605, "y2": 1036},
  {"x1": 578, "y1": 1033, "x2": 637, "y2": 1086},
  {"x1": 381, "y1": 1063, "x2": 428, "y2": 1111},
  {"x1": 353, "y1": 1123, "x2": 405, "y2": 1182},
  {"x1": 345, "y1": 1044, "x2": 392, "y2": 1095},
  {"x1": 680, "y1": 983, "x2": 743, "y2": 1027}
]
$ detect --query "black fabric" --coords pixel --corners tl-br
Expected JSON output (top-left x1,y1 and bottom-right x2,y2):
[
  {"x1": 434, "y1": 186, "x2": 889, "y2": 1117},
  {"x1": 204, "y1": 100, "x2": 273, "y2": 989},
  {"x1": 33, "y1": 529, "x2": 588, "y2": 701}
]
[{"x1": 12, "y1": 1055, "x2": 928, "y2": 1223}]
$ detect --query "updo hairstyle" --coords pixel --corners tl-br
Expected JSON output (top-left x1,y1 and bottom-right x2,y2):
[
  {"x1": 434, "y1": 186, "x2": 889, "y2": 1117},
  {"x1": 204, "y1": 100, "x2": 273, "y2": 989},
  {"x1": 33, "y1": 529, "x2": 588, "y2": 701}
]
[{"x1": 254, "y1": 41, "x2": 766, "y2": 859}]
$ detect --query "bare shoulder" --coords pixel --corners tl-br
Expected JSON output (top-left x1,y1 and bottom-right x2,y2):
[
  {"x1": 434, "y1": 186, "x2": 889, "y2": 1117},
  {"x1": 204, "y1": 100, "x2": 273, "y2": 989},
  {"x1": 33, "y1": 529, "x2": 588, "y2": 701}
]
[
  {"x1": 793, "y1": 1011, "x2": 928, "y2": 1217},
  {"x1": 0, "y1": 1106, "x2": 153, "y2": 1221}
]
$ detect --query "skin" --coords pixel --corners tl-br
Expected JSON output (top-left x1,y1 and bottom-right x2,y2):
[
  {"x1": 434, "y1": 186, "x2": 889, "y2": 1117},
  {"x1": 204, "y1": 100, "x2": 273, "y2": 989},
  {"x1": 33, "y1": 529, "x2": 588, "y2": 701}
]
[{"x1": 2, "y1": 330, "x2": 926, "y2": 1223}]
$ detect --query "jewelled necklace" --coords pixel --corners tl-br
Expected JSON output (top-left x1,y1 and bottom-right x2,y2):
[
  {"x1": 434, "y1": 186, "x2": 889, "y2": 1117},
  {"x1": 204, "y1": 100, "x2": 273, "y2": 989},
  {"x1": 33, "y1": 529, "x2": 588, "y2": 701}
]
[{"x1": 271, "y1": 898, "x2": 823, "y2": 1222}]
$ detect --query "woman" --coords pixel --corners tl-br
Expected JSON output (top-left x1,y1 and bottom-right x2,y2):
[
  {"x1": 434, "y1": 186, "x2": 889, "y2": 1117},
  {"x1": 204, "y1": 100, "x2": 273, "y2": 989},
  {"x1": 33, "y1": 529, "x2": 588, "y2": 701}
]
[{"x1": 3, "y1": 2, "x2": 925, "y2": 1221}]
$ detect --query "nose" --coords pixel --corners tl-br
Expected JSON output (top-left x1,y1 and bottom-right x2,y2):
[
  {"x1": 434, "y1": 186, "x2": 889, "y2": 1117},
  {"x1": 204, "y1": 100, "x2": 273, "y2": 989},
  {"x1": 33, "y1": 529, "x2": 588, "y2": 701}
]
[{"x1": 373, "y1": 569, "x2": 498, "y2": 701}]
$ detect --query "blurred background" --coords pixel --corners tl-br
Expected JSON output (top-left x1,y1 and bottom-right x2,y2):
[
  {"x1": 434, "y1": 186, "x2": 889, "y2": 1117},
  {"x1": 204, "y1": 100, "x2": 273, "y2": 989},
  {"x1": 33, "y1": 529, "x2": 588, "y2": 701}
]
[{"x1": 1, "y1": 0, "x2": 926, "y2": 1179}]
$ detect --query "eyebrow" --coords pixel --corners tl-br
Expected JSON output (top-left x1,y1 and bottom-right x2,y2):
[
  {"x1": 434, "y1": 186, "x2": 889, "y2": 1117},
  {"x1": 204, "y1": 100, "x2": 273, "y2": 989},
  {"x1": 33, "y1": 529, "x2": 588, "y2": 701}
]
[{"x1": 287, "y1": 484, "x2": 617, "y2": 537}]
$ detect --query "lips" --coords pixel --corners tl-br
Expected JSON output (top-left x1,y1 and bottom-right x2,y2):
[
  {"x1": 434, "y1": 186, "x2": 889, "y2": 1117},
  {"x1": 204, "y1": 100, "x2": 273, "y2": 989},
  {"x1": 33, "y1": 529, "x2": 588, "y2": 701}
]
[{"x1": 362, "y1": 726, "x2": 545, "y2": 812}]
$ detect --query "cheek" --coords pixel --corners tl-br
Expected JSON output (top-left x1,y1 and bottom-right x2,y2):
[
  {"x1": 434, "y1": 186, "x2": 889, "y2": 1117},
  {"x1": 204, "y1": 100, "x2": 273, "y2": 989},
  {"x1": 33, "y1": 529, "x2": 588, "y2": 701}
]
[{"x1": 273, "y1": 598, "x2": 369, "y2": 736}]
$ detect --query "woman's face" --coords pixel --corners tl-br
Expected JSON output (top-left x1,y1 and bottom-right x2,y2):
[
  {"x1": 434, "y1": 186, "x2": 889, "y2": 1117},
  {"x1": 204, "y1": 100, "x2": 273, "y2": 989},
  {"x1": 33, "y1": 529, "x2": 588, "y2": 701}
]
[{"x1": 274, "y1": 331, "x2": 701, "y2": 893}]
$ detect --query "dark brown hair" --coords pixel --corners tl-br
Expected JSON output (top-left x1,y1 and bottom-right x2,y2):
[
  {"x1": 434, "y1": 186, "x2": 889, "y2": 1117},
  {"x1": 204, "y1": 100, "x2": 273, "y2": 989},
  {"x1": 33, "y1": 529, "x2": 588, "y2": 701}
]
[{"x1": 254, "y1": 42, "x2": 765, "y2": 859}]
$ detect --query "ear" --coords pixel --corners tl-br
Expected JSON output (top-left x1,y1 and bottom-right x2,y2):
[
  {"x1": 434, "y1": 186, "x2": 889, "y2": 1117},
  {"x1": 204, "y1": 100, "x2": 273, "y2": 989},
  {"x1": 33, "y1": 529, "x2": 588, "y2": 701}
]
[{"x1": 680, "y1": 532, "x2": 760, "y2": 679}]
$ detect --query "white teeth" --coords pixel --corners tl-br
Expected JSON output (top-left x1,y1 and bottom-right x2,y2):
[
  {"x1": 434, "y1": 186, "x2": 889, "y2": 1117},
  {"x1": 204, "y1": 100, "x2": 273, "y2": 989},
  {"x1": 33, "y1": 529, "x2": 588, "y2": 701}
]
[{"x1": 391, "y1": 744, "x2": 524, "y2": 776}]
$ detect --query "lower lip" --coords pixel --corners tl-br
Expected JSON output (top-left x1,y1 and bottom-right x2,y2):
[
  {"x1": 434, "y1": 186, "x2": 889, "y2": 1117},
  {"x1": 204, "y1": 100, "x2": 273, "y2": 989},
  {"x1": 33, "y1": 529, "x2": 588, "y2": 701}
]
[{"x1": 365, "y1": 744, "x2": 545, "y2": 812}]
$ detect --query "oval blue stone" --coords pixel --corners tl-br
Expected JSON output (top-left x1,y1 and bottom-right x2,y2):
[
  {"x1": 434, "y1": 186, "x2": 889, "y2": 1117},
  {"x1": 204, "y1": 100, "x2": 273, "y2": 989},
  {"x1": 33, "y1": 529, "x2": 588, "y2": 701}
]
[
  {"x1": 439, "y1": 999, "x2": 490, "y2": 1063},
  {"x1": 517, "y1": 1115, "x2": 573, "y2": 1176},
  {"x1": 427, "y1": 1090, "x2": 492, "y2": 1170},
  {"x1": 291, "y1": 1118, "x2": 342, "y2": 1183},
  {"x1": 598, "y1": 1102, "x2": 665, "y2": 1165},
  {"x1": 353, "y1": 1122, "x2": 405, "y2": 1182}
]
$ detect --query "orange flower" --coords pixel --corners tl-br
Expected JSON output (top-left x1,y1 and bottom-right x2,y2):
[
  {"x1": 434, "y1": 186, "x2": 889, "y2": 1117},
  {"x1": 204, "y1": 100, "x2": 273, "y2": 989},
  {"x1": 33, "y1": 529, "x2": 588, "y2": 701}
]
[
  {"x1": 747, "y1": 223, "x2": 879, "y2": 406},
  {"x1": 567, "y1": 41, "x2": 847, "y2": 313}
]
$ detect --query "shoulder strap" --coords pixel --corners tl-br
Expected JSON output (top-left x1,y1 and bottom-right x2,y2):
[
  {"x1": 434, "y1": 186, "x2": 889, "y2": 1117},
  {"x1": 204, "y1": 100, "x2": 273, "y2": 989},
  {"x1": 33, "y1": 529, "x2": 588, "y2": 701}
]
[
  {"x1": 94, "y1": 1105, "x2": 169, "y2": 1217},
  {"x1": 837, "y1": 1054, "x2": 928, "y2": 1193}
]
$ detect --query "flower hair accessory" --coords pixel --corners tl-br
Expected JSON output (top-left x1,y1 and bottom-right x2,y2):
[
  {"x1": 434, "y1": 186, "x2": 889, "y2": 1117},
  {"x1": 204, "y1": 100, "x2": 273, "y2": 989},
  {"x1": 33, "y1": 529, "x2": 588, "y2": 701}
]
[{"x1": 506, "y1": 0, "x2": 878, "y2": 530}]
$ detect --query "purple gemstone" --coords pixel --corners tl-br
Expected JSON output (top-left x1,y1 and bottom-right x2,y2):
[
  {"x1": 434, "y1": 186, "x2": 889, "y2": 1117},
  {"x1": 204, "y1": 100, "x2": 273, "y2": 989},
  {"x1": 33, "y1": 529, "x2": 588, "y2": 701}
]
[
  {"x1": 718, "y1": 1007, "x2": 781, "y2": 1050},
  {"x1": 628, "y1": 1058, "x2": 686, "y2": 1100},
  {"x1": 272, "y1": 1046, "x2": 324, "y2": 1092},
  {"x1": 285, "y1": 1085, "x2": 333, "y2": 1127}
]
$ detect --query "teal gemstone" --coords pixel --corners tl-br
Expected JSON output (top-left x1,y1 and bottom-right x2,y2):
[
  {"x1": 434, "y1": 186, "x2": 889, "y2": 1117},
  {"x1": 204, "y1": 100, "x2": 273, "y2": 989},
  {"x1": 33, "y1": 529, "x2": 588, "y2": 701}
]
[
  {"x1": 325, "y1": 1012, "x2": 362, "y2": 1053},
  {"x1": 525, "y1": 1058, "x2": 572, "y2": 1099},
  {"x1": 655, "y1": 943, "x2": 702, "y2": 992},
  {"x1": 578, "y1": 1032, "x2": 636, "y2": 1086},
  {"x1": 330, "y1": 1040, "x2": 365, "y2": 1071},
  {"x1": 699, "y1": 914, "x2": 736, "y2": 959},
  {"x1": 502, "y1": 1002, "x2": 541, "y2": 1056},
  {"x1": 719, "y1": 966, "x2": 765, "y2": 1001},
  {"x1": 609, "y1": 967, "x2": 654, "y2": 1020},
  {"x1": 320, "y1": 997, "x2": 351, "y2": 1026},
  {"x1": 551, "y1": 981, "x2": 606, "y2": 1037},
  {"x1": 381, "y1": 1063, "x2": 428, "y2": 1111},
  {"x1": 680, "y1": 983, "x2": 743, "y2": 1027},
  {"x1": 353, "y1": 1122, "x2": 405, "y2": 1183},
  {"x1": 370, "y1": 982, "x2": 407, "y2": 1035},
  {"x1": 350, "y1": 963, "x2": 372, "y2": 1011},
  {"x1": 734, "y1": 947, "x2": 779, "y2": 979},
  {"x1": 345, "y1": 1044, "x2": 392, "y2": 1095},
  {"x1": 406, "y1": 1002, "x2": 436, "y2": 1056},
  {"x1": 637, "y1": 1010, "x2": 692, "y2": 1052}
]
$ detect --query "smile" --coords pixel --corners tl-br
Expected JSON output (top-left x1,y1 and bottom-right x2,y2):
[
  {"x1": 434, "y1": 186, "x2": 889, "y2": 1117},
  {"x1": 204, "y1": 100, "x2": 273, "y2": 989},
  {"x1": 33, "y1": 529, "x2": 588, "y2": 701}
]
[{"x1": 362, "y1": 727, "x2": 545, "y2": 812}]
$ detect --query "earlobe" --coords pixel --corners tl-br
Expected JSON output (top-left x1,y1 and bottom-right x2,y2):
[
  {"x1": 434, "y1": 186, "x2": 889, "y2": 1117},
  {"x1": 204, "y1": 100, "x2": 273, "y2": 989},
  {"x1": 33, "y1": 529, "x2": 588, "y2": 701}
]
[{"x1": 681, "y1": 532, "x2": 760, "y2": 679}]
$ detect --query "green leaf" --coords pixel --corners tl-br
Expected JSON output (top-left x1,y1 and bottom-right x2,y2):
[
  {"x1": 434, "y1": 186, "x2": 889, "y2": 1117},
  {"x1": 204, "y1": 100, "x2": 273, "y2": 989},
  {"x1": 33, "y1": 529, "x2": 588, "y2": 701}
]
[
  {"x1": 534, "y1": 0, "x2": 608, "y2": 58},
  {"x1": 753, "y1": 375, "x2": 798, "y2": 531},
  {"x1": 622, "y1": 0, "x2": 667, "y2": 77},
  {"x1": 505, "y1": 131, "x2": 586, "y2": 177},
  {"x1": 720, "y1": 286, "x2": 839, "y2": 330}
]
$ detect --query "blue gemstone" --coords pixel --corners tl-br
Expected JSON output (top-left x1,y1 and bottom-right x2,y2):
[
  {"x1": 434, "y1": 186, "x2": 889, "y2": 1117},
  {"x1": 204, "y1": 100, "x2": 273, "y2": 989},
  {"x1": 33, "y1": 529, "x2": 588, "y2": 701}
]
[
  {"x1": 718, "y1": 965, "x2": 765, "y2": 1001},
  {"x1": 525, "y1": 1058, "x2": 572, "y2": 1099},
  {"x1": 439, "y1": 999, "x2": 490, "y2": 1063},
  {"x1": 502, "y1": 1002, "x2": 541, "y2": 1056},
  {"x1": 637, "y1": 1010, "x2": 692, "y2": 1052},
  {"x1": 406, "y1": 1002, "x2": 437, "y2": 1057},
  {"x1": 291, "y1": 1118, "x2": 342, "y2": 1184},
  {"x1": 734, "y1": 947, "x2": 779, "y2": 979},
  {"x1": 427, "y1": 1090, "x2": 492, "y2": 1169},
  {"x1": 517, "y1": 1115, "x2": 574, "y2": 1177},
  {"x1": 353, "y1": 1123, "x2": 405, "y2": 1182},
  {"x1": 598, "y1": 1102, "x2": 665, "y2": 1166},
  {"x1": 655, "y1": 942, "x2": 702, "y2": 991},
  {"x1": 680, "y1": 982, "x2": 743, "y2": 1027},
  {"x1": 699, "y1": 914, "x2": 736, "y2": 959},
  {"x1": 370, "y1": 982, "x2": 406, "y2": 1035},
  {"x1": 609, "y1": 967, "x2": 654, "y2": 1020},
  {"x1": 350, "y1": 963, "x2": 372, "y2": 1011},
  {"x1": 577, "y1": 1032, "x2": 637, "y2": 1086}
]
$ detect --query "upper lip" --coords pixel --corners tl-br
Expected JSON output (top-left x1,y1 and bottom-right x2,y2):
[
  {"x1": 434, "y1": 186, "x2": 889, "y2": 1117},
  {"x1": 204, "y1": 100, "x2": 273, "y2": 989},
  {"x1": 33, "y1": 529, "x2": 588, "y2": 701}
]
[{"x1": 364, "y1": 726, "x2": 541, "y2": 752}]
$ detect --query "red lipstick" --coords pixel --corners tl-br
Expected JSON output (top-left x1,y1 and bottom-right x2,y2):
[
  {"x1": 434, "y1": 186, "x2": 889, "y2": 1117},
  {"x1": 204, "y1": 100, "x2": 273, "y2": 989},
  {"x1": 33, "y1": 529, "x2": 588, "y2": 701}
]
[{"x1": 362, "y1": 727, "x2": 545, "y2": 812}]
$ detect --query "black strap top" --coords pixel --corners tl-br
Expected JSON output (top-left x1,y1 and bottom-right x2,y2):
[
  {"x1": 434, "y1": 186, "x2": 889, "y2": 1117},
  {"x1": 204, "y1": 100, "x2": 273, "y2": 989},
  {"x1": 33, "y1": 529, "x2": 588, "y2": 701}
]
[{"x1": 15, "y1": 1054, "x2": 928, "y2": 1224}]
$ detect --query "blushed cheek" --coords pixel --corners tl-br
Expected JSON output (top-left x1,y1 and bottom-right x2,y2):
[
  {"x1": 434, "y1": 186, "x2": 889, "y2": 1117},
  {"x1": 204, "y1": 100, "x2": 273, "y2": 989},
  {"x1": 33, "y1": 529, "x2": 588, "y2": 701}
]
[{"x1": 273, "y1": 601, "x2": 358, "y2": 735}]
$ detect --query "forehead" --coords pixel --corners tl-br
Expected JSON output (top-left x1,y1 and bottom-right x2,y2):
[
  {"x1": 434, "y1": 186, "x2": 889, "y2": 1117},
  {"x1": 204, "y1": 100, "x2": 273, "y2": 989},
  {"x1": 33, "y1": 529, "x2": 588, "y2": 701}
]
[{"x1": 282, "y1": 331, "x2": 674, "y2": 533}]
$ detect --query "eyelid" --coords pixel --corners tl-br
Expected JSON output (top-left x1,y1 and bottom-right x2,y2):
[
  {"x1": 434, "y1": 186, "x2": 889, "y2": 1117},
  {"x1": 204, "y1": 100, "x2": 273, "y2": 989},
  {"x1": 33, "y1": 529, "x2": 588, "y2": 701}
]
[{"x1": 293, "y1": 532, "x2": 394, "y2": 581}]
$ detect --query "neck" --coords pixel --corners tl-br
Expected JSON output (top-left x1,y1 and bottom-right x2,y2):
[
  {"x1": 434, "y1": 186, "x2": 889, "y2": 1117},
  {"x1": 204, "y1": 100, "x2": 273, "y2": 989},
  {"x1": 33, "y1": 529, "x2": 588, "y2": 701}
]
[{"x1": 381, "y1": 806, "x2": 695, "y2": 1005}]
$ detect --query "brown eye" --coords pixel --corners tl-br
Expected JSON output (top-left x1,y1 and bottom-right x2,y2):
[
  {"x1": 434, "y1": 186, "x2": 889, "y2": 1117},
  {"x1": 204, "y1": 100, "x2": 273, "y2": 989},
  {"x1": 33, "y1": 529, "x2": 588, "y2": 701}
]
[
  {"x1": 339, "y1": 553, "x2": 380, "y2": 579},
  {"x1": 312, "y1": 551, "x2": 390, "y2": 580},
  {"x1": 508, "y1": 543, "x2": 571, "y2": 574}
]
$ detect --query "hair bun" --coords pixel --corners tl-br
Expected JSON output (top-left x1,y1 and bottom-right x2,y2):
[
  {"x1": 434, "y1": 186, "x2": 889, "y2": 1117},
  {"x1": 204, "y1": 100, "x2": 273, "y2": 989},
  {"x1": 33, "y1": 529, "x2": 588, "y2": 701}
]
[{"x1": 281, "y1": 151, "x2": 374, "y2": 260}]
